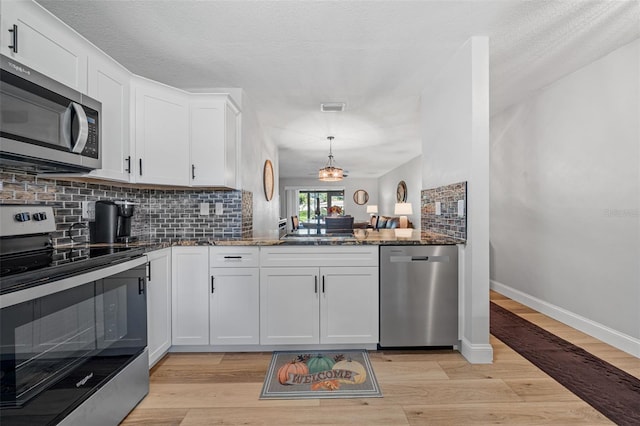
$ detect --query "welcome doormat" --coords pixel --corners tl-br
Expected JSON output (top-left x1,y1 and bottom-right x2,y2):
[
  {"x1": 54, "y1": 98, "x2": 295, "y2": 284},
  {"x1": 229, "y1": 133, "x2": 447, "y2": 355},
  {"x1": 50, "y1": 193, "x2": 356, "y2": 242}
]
[
  {"x1": 260, "y1": 350, "x2": 382, "y2": 399},
  {"x1": 490, "y1": 301, "x2": 640, "y2": 426}
]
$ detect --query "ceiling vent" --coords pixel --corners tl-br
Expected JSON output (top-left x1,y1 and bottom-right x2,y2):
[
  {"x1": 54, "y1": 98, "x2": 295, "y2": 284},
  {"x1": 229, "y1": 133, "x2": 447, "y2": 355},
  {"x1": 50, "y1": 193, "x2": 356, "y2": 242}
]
[{"x1": 320, "y1": 102, "x2": 346, "y2": 113}]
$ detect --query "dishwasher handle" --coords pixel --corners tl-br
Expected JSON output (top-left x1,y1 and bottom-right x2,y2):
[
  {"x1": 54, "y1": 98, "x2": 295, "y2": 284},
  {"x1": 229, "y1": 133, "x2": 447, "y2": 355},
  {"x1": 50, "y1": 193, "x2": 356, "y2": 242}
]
[{"x1": 389, "y1": 255, "x2": 450, "y2": 263}]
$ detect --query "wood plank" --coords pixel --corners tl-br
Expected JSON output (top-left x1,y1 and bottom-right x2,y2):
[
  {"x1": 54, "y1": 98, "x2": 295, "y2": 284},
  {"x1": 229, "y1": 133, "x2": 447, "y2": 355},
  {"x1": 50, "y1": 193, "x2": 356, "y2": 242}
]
[
  {"x1": 502, "y1": 378, "x2": 583, "y2": 402},
  {"x1": 179, "y1": 406, "x2": 409, "y2": 425},
  {"x1": 137, "y1": 383, "x2": 320, "y2": 409},
  {"x1": 403, "y1": 401, "x2": 612, "y2": 425},
  {"x1": 120, "y1": 408, "x2": 188, "y2": 425}
]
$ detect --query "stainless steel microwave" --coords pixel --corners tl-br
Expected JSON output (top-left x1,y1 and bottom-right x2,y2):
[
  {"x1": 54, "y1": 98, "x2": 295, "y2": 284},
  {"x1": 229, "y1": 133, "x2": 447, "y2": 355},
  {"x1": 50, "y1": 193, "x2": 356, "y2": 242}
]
[{"x1": 0, "y1": 55, "x2": 101, "y2": 172}]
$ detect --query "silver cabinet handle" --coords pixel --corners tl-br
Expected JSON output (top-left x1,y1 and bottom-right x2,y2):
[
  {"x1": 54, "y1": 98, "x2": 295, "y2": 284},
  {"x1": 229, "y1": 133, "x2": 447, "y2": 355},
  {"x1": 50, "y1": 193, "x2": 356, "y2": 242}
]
[{"x1": 314, "y1": 276, "x2": 318, "y2": 293}]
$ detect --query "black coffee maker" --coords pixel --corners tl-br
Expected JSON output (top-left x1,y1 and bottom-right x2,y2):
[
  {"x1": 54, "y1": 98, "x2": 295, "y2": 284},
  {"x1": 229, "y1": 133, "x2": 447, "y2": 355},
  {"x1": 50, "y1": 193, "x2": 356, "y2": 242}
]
[{"x1": 90, "y1": 200, "x2": 137, "y2": 243}]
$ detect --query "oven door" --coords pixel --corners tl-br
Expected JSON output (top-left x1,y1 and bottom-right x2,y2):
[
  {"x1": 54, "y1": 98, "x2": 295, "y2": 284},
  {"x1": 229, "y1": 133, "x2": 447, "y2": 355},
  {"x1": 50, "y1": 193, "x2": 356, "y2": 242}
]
[{"x1": 0, "y1": 259, "x2": 147, "y2": 425}]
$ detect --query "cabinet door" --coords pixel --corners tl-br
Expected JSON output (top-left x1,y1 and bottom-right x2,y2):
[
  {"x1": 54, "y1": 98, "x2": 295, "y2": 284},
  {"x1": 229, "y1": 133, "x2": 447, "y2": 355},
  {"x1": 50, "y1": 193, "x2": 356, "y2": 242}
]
[
  {"x1": 210, "y1": 268, "x2": 259, "y2": 345},
  {"x1": 320, "y1": 267, "x2": 379, "y2": 344},
  {"x1": 1, "y1": 0, "x2": 87, "y2": 91},
  {"x1": 87, "y1": 54, "x2": 131, "y2": 182},
  {"x1": 260, "y1": 267, "x2": 319, "y2": 344},
  {"x1": 134, "y1": 78, "x2": 189, "y2": 185},
  {"x1": 190, "y1": 97, "x2": 240, "y2": 188},
  {"x1": 171, "y1": 247, "x2": 209, "y2": 345},
  {"x1": 146, "y1": 248, "x2": 171, "y2": 367}
]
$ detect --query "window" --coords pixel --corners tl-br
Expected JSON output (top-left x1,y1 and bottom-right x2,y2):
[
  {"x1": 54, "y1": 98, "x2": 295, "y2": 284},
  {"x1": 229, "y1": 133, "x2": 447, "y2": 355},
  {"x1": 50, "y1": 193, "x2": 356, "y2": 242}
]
[{"x1": 297, "y1": 190, "x2": 344, "y2": 223}]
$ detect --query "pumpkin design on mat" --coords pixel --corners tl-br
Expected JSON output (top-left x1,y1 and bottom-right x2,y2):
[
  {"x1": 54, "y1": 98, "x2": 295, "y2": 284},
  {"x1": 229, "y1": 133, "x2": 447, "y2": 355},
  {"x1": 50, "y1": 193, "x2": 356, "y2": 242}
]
[
  {"x1": 332, "y1": 356, "x2": 367, "y2": 384},
  {"x1": 311, "y1": 380, "x2": 340, "y2": 391},
  {"x1": 277, "y1": 356, "x2": 309, "y2": 385},
  {"x1": 306, "y1": 353, "x2": 336, "y2": 374}
]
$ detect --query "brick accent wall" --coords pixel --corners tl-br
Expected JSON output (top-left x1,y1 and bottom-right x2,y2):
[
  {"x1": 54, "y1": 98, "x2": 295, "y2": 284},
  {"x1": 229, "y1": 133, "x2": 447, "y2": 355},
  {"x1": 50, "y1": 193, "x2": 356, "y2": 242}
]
[
  {"x1": 0, "y1": 167, "x2": 253, "y2": 243},
  {"x1": 421, "y1": 181, "x2": 467, "y2": 240}
]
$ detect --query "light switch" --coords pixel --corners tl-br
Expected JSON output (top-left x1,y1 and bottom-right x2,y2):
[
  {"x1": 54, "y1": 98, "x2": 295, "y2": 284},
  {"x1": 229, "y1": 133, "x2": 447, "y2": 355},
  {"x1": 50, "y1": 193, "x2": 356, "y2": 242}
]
[
  {"x1": 457, "y1": 200, "x2": 465, "y2": 217},
  {"x1": 435, "y1": 202, "x2": 442, "y2": 216},
  {"x1": 199, "y1": 202, "x2": 210, "y2": 216},
  {"x1": 215, "y1": 203, "x2": 223, "y2": 216}
]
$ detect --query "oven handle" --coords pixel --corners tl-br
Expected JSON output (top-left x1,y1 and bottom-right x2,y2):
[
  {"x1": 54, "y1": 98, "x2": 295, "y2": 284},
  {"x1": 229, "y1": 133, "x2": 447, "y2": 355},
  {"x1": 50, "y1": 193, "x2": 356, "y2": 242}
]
[{"x1": 0, "y1": 255, "x2": 148, "y2": 309}]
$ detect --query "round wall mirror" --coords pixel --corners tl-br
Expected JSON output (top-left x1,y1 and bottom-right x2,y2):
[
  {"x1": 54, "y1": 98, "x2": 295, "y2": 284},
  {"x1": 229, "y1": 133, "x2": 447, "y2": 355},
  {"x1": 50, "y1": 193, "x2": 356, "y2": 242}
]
[
  {"x1": 353, "y1": 189, "x2": 369, "y2": 205},
  {"x1": 396, "y1": 180, "x2": 407, "y2": 202}
]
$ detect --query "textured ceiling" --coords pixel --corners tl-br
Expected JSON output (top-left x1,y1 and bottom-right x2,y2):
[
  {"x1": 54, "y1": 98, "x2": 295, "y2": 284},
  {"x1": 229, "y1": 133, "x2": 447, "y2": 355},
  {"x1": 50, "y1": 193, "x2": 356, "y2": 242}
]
[{"x1": 37, "y1": 0, "x2": 639, "y2": 179}]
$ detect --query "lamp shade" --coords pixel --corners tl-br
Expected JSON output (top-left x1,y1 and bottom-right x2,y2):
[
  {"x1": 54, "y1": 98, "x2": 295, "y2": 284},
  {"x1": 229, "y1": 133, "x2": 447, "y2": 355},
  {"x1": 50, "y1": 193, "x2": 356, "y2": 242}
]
[
  {"x1": 394, "y1": 202, "x2": 413, "y2": 215},
  {"x1": 366, "y1": 205, "x2": 378, "y2": 214}
]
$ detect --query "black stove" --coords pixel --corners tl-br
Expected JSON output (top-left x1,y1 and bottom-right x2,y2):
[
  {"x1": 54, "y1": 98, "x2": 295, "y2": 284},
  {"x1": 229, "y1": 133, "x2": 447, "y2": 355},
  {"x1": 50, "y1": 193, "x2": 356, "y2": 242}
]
[{"x1": 0, "y1": 204, "x2": 146, "y2": 294}]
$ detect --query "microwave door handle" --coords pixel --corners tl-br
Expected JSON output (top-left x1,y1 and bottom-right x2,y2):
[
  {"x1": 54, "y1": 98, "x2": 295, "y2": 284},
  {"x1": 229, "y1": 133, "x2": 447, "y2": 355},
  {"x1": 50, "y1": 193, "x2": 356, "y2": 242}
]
[{"x1": 69, "y1": 102, "x2": 89, "y2": 153}]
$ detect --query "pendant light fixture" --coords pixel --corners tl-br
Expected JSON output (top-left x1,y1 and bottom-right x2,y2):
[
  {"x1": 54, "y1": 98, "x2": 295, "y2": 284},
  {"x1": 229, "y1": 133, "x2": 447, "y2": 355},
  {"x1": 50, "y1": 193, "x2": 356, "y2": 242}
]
[{"x1": 318, "y1": 136, "x2": 344, "y2": 181}]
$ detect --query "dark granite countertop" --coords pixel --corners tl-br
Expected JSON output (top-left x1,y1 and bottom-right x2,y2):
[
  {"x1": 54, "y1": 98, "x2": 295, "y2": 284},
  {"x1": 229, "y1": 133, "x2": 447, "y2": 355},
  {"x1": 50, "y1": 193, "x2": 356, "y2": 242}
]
[{"x1": 137, "y1": 229, "x2": 464, "y2": 250}]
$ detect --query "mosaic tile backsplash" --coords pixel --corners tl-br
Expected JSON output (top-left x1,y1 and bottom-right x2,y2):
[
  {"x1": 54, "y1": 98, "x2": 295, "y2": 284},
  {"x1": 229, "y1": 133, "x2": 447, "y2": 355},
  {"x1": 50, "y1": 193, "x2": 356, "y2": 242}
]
[
  {"x1": 421, "y1": 181, "x2": 467, "y2": 240},
  {"x1": 0, "y1": 167, "x2": 253, "y2": 244}
]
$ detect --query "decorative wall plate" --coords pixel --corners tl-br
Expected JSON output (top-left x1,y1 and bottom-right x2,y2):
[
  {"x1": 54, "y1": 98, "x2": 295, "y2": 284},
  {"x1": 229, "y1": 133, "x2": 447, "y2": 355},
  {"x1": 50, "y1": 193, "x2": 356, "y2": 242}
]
[
  {"x1": 353, "y1": 189, "x2": 369, "y2": 205},
  {"x1": 263, "y1": 160, "x2": 274, "y2": 201},
  {"x1": 396, "y1": 180, "x2": 407, "y2": 202}
]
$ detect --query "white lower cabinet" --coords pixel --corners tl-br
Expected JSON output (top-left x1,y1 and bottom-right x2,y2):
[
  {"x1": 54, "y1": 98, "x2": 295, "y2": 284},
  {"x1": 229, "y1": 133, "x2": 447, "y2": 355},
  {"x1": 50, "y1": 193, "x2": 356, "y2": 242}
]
[
  {"x1": 146, "y1": 248, "x2": 172, "y2": 367},
  {"x1": 320, "y1": 266, "x2": 379, "y2": 344},
  {"x1": 209, "y1": 246, "x2": 260, "y2": 345},
  {"x1": 259, "y1": 246, "x2": 379, "y2": 345},
  {"x1": 209, "y1": 267, "x2": 260, "y2": 345},
  {"x1": 171, "y1": 247, "x2": 209, "y2": 345},
  {"x1": 260, "y1": 267, "x2": 320, "y2": 344},
  {"x1": 171, "y1": 245, "x2": 379, "y2": 349}
]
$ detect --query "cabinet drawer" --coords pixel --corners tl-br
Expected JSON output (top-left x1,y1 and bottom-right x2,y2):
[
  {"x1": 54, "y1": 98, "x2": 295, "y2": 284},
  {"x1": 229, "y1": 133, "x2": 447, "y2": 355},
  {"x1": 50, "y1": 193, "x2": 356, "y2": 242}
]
[
  {"x1": 260, "y1": 246, "x2": 378, "y2": 267},
  {"x1": 210, "y1": 246, "x2": 259, "y2": 267}
]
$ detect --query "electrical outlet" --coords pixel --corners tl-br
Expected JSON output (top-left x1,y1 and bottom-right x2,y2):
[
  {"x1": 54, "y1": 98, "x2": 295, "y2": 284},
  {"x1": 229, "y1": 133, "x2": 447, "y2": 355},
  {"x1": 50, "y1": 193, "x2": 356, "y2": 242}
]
[
  {"x1": 215, "y1": 203, "x2": 223, "y2": 216},
  {"x1": 82, "y1": 201, "x2": 95, "y2": 220},
  {"x1": 199, "y1": 202, "x2": 210, "y2": 215},
  {"x1": 457, "y1": 200, "x2": 465, "y2": 217},
  {"x1": 435, "y1": 201, "x2": 442, "y2": 216}
]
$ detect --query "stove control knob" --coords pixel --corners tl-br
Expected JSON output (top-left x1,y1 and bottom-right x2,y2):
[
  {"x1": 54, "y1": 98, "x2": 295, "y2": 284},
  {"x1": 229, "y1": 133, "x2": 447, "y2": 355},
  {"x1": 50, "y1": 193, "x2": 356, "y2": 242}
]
[
  {"x1": 33, "y1": 212, "x2": 48, "y2": 221},
  {"x1": 14, "y1": 212, "x2": 31, "y2": 222}
]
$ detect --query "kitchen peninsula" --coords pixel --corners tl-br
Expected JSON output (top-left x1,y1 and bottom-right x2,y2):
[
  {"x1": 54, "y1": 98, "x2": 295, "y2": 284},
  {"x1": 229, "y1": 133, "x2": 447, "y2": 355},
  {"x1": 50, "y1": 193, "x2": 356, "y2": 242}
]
[{"x1": 146, "y1": 229, "x2": 464, "y2": 367}]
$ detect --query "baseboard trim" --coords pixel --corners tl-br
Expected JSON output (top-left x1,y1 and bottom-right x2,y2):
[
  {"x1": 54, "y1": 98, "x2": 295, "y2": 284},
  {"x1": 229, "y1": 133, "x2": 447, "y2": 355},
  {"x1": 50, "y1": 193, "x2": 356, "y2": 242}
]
[
  {"x1": 460, "y1": 337, "x2": 493, "y2": 364},
  {"x1": 491, "y1": 280, "x2": 640, "y2": 358}
]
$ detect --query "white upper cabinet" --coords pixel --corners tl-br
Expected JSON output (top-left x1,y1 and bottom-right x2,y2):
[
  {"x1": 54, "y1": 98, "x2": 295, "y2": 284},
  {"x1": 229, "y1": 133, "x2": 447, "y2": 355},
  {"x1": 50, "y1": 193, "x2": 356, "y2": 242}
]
[
  {"x1": 87, "y1": 54, "x2": 132, "y2": 182},
  {"x1": 1, "y1": 0, "x2": 88, "y2": 92},
  {"x1": 190, "y1": 95, "x2": 241, "y2": 188},
  {"x1": 133, "y1": 77, "x2": 190, "y2": 186}
]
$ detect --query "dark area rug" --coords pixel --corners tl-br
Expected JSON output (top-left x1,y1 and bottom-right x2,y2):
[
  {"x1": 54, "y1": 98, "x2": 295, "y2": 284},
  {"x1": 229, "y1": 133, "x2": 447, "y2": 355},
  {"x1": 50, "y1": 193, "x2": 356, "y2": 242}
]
[
  {"x1": 260, "y1": 350, "x2": 382, "y2": 399},
  {"x1": 490, "y1": 301, "x2": 640, "y2": 426}
]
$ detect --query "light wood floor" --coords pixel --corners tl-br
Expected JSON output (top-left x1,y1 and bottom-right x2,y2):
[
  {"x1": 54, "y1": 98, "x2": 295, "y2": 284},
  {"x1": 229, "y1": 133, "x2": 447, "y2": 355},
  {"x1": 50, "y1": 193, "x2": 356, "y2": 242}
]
[{"x1": 122, "y1": 291, "x2": 639, "y2": 425}]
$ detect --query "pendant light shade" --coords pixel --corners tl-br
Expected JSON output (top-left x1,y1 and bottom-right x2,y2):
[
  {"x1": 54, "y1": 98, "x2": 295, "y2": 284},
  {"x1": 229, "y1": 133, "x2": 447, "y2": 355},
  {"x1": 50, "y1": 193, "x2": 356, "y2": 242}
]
[{"x1": 318, "y1": 136, "x2": 344, "y2": 181}]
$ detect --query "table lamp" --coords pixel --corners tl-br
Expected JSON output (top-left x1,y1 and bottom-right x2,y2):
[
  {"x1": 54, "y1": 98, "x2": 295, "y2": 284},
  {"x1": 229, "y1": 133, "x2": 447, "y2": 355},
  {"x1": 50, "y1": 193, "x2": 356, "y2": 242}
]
[
  {"x1": 394, "y1": 203, "x2": 413, "y2": 238},
  {"x1": 366, "y1": 205, "x2": 378, "y2": 229},
  {"x1": 394, "y1": 202, "x2": 412, "y2": 228}
]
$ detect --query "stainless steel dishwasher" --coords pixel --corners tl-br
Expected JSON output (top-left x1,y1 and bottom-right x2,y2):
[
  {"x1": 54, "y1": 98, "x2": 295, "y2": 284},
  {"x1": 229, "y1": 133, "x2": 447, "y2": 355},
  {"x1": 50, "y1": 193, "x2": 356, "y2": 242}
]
[{"x1": 379, "y1": 245, "x2": 459, "y2": 348}]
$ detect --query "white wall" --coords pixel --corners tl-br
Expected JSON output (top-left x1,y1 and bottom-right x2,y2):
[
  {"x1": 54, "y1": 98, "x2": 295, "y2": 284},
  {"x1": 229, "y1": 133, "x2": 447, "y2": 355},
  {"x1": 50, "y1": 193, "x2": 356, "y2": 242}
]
[
  {"x1": 279, "y1": 177, "x2": 379, "y2": 223},
  {"x1": 378, "y1": 156, "x2": 422, "y2": 229},
  {"x1": 238, "y1": 91, "x2": 280, "y2": 237},
  {"x1": 490, "y1": 39, "x2": 640, "y2": 356},
  {"x1": 421, "y1": 37, "x2": 492, "y2": 363}
]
